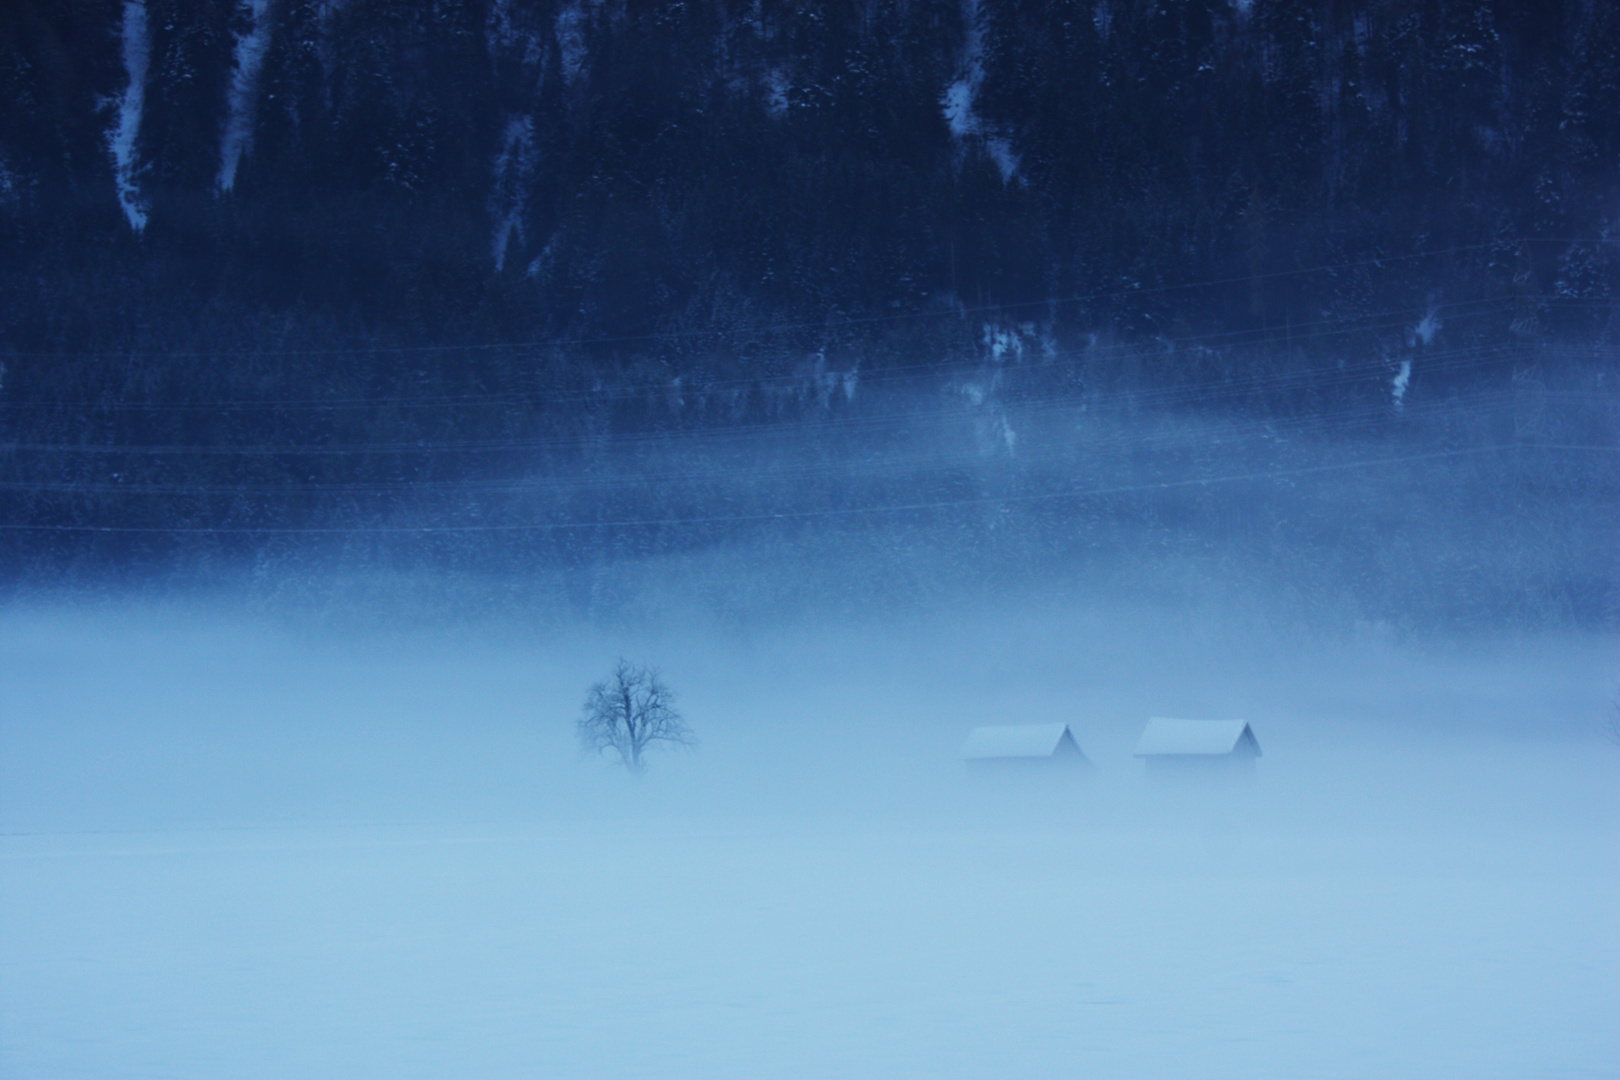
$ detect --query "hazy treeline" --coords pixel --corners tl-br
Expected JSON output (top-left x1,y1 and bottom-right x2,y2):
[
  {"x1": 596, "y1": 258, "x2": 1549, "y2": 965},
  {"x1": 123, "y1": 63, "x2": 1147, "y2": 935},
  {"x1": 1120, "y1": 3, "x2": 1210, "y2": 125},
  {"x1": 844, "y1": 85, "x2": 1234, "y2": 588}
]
[{"x1": 4, "y1": 359, "x2": 1614, "y2": 632}]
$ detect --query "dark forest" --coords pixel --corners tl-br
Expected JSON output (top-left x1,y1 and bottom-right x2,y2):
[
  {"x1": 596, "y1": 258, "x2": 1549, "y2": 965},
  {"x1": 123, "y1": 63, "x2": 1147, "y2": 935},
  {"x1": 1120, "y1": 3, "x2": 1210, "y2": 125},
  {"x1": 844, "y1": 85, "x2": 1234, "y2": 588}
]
[{"x1": 0, "y1": 0, "x2": 1614, "y2": 624}]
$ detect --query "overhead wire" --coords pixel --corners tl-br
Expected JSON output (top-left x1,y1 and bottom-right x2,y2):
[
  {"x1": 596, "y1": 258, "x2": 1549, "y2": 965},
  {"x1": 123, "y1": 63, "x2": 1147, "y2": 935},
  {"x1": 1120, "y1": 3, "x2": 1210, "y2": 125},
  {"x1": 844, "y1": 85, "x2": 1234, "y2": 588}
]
[
  {"x1": 0, "y1": 291, "x2": 1592, "y2": 413},
  {"x1": 0, "y1": 390, "x2": 1581, "y2": 505},
  {"x1": 0, "y1": 443, "x2": 1550, "y2": 535},
  {"x1": 2, "y1": 238, "x2": 1609, "y2": 362},
  {"x1": 0, "y1": 396, "x2": 1509, "y2": 496},
  {"x1": 0, "y1": 338, "x2": 1582, "y2": 458}
]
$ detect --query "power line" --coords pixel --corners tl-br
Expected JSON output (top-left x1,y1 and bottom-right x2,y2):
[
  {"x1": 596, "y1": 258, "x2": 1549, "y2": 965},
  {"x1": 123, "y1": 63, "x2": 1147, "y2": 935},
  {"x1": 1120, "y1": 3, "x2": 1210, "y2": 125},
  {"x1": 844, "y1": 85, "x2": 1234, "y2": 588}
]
[
  {"x1": 1, "y1": 297, "x2": 1601, "y2": 420},
  {"x1": 0, "y1": 392, "x2": 1530, "y2": 496},
  {"x1": 5, "y1": 295, "x2": 1510, "y2": 409},
  {"x1": 4, "y1": 241, "x2": 1610, "y2": 361},
  {"x1": 0, "y1": 346, "x2": 1552, "y2": 456},
  {"x1": 0, "y1": 444, "x2": 1548, "y2": 535}
]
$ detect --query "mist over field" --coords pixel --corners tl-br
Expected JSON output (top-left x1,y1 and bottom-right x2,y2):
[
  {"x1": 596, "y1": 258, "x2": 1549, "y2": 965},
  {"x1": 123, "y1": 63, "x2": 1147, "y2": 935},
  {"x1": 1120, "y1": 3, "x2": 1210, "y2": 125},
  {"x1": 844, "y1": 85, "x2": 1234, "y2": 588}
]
[
  {"x1": 2, "y1": 589, "x2": 1617, "y2": 1078},
  {"x1": 3, "y1": 0, "x2": 1619, "y2": 1076},
  {"x1": 1, "y1": 429, "x2": 1616, "y2": 1080}
]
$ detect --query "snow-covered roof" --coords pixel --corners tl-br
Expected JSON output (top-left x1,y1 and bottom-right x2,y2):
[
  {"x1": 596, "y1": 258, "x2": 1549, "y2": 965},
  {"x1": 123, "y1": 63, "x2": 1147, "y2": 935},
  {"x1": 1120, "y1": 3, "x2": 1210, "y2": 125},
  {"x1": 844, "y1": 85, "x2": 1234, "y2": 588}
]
[
  {"x1": 960, "y1": 722, "x2": 1082, "y2": 760},
  {"x1": 1133, "y1": 718, "x2": 1261, "y2": 757}
]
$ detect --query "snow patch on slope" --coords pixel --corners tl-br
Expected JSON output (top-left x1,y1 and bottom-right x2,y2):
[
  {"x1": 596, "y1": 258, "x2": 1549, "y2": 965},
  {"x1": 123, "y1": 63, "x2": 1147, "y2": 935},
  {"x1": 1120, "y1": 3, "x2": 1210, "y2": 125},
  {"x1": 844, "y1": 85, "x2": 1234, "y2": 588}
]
[
  {"x1": 1391, "y1": 359, "x2": 1411, "y2": 410},
  {"x1": 556, "y1": 2, "x2": 590, "y2": 83},
  {"x1": 217, "y1": 0, "x2": 275, "y2": 194},
  {"x1": 763, "y1": 67, "x2": 791, "y2": 117},
  {"x1": 107, "y1": 0, "x2": 151, "y2": 232},
  {"x1": 311, "y1": 0, "x2": 352, "y2": 87},
  {"x1": 1412, "y1": 308, "x2": 1442, "y2": 347},
  {"x1": 940, "y1": 0, "x2": 1020, "y2": 183},
  {"x1": 941, "y1": 0, "x2": 984, "y2": 139},
  {"x1": 490, "y1": 116, "x2": 537, "y2": 272},
  {"x1": 487, "y1": 0, "x2": 546, "y2": 69}
]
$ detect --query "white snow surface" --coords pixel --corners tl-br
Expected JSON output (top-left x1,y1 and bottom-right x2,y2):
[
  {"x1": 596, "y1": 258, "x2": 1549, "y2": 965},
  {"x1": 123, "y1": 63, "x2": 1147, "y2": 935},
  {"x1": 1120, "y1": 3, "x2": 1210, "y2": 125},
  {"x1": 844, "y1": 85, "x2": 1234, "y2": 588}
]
[
  {"x1": 960, "y1": 721, "x2": 1074, "y2": 759},
  {"x1": 1, "y1": 602, "x2": 1616, "y2": 1078},
  {"x1": 1134, "y1": 717, "x2": 1256, "y2": 756}
]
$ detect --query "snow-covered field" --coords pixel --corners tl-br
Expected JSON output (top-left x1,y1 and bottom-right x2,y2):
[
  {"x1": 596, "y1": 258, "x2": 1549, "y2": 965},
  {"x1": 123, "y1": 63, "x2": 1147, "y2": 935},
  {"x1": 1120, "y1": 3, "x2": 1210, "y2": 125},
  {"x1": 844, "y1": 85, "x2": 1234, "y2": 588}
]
[{"x1": 2, "y1": 602, "x2": 1616, "y2": 1078}]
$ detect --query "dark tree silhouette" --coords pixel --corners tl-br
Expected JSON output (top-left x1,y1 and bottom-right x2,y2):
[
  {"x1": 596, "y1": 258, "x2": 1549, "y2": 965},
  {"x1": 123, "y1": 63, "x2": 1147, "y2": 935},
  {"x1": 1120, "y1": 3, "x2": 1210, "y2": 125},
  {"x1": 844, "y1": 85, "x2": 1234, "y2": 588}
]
[{"x1": 578, "y1": 660, "x2": 695, "y2": 774}]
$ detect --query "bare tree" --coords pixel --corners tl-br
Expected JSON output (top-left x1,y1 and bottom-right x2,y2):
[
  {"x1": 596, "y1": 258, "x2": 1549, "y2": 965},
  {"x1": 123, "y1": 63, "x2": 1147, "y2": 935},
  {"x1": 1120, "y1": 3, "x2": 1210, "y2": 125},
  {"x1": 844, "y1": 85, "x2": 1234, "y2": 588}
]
[{"x1": 578, "y1": 660, "x2": 694, "y2": 773}]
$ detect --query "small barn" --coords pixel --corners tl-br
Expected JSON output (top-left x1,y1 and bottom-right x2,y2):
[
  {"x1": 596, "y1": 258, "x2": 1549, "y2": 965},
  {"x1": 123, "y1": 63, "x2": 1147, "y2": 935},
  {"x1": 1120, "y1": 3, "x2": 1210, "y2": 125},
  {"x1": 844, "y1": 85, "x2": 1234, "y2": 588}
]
[
  {"x1": 1133, "y1": 718, "x2": 1262, "y2": 773},
  {"x1": 960, "y1": 723, "x2": 1091, "y2": 769}
]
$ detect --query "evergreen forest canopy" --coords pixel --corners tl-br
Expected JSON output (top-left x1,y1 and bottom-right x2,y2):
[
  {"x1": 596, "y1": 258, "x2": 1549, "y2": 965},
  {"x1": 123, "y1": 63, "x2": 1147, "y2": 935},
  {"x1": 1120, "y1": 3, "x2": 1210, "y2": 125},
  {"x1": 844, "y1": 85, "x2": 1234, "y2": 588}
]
[
  {"x1": 3, "y1": 0, "x2": 1616, "y2": 369},
  {"x1": 0, "y1": 0, "x2": 1615, "y2": 624}
]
